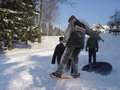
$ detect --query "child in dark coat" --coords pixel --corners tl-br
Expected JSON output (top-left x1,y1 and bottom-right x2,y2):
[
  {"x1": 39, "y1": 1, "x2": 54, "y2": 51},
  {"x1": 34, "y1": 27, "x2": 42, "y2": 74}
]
[
  {"x1": 51, "y1": 37, "x2": 65, "y2": 65},
  {"x1": 51, "y1": 37, "x2": 73, "y2": 73}
]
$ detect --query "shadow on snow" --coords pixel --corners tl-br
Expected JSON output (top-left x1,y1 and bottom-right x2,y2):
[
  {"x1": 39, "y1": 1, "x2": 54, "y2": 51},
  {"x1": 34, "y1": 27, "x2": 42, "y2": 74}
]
[{"x1": 28, "y1": 55, "x2": 58, "y2": 90}]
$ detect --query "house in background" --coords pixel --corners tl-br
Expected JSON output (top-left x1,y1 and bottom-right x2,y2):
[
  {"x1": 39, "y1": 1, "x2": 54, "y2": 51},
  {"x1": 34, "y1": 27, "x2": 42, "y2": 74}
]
[{"x1": 91, "y1": 23, "x2": 106, "y2": 33}]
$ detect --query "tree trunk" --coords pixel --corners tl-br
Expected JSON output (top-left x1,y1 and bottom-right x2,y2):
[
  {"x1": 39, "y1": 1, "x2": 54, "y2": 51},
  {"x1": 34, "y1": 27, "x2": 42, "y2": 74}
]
[
  {"x1": 8, "y1": 31, "x2": 13, "y2": 50},
  {"x1": 8, "y1": 40, "x2": 12, "y2": 50},
  {"x1": 38, "y1": 0, "x2": 43, "y2": 43}
]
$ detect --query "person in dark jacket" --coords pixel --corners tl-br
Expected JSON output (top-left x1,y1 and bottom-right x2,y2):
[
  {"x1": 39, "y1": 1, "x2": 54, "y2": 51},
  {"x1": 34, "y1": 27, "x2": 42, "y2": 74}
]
[
  {"x1": 51, "y1": 15, "x2": 104, "y2": 78},
  {"x1": 51, "y1": 36, "x2": 65, "y2": 65},
  {"x1": 86, "y1": 37, "x2": 99, "y2": 64},
  {"x1": 51, "y1": 36, "x2": 73, "y2": 73}
]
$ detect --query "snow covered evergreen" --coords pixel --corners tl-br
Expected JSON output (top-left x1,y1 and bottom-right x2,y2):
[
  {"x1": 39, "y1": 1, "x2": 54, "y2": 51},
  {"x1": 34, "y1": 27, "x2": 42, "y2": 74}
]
[{"x1": 0, "y1": 0, "x2": 39, "y2": 50}]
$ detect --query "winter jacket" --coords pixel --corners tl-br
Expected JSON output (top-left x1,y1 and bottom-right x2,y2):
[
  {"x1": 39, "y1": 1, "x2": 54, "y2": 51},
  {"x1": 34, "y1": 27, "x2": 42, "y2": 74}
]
[
  {"x1": 51, "y1": 43, "x2": 65, "y2": 64},
  {"x1": 65, "y1": 20, "x2": 102, "y2": 49},
  {"x1": 86, "y1": 37, "x2": 99, "y2": 49}
]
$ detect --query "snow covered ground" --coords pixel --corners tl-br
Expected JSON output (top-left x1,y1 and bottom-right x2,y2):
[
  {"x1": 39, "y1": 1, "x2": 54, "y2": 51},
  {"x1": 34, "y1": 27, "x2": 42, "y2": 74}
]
[{"x1": 0, "y1": 34, "x2": 120, "y2": 90}]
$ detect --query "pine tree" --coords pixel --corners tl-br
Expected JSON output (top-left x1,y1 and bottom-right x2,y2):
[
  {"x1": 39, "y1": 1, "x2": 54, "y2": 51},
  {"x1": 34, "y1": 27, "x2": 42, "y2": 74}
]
[{"x1": 0, "y1": 0, "x2": 38, "y2": 50}]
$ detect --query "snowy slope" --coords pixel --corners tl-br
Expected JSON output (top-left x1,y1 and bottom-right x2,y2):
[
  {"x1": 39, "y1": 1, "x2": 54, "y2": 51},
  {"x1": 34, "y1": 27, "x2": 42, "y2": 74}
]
[{"x1": 0, "y1": 34, "x2": 120, "y2": 90}]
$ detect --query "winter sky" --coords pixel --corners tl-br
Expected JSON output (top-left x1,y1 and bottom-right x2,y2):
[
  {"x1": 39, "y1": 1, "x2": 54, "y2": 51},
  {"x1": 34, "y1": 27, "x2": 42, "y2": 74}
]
[{"x1": 56, "y1": 0, "x2": 120, "y2": 30}]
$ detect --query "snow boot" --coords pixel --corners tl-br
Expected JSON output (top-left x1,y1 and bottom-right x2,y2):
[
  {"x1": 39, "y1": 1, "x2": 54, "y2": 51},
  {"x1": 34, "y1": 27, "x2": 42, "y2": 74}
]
[
  {"x1": 71, "y1": 73, "x2": 80, "y2": 78},
  {"x1": 51, "y1": 72, "x2": 61, "y2": 78}
]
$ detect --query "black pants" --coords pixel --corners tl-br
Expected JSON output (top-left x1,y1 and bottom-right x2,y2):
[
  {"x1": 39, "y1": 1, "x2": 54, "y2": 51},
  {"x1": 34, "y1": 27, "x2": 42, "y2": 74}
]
[{"x1": 88, "y1": 48, "x2": 96, "y2": 64}]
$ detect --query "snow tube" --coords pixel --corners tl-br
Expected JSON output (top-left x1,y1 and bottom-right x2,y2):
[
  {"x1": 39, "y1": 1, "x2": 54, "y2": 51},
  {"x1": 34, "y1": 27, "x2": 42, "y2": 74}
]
[{"x1": 82, "y1": 62, "x2": 112, "y2": 75}]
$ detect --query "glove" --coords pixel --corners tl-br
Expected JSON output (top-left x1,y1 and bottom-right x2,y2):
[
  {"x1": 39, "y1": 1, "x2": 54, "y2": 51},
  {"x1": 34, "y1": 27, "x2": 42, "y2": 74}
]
[
  {"x1": 100, "y1": 38, "x2": 104, "y2": 42},
  {"x1": 85, "y1": 46, "x2": 88, "y2": 51},
  {"x1": 95, "y1": 48, "x2": 98, "y2": 52},
  {"x1": 51, "y1": 60, "x2": 55, "y2": 64},
  {"x1": 101, "y1": 39, "x2": 104, "y2": 42}
]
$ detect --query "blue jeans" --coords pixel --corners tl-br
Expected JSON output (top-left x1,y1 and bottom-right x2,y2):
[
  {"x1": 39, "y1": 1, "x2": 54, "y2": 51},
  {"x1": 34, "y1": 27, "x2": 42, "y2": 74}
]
[{"x1": 55, "y1": 46, "x2": 81, "y2": 76}]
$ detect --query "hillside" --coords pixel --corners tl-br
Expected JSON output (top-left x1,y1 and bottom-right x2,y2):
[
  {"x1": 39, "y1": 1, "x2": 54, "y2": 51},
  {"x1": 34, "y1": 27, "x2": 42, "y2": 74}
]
[{"x1": 0, "y1": 34, "x2": 120, "y2": 90}]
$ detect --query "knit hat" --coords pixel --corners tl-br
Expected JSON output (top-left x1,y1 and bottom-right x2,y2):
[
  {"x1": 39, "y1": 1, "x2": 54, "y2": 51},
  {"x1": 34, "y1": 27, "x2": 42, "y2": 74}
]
[
  {"x1": 59, "y1": 37, "x2": 64, "y2": 41},
  {"x1": 68, "y1": 15, "x2": 76, "y2": 22}
]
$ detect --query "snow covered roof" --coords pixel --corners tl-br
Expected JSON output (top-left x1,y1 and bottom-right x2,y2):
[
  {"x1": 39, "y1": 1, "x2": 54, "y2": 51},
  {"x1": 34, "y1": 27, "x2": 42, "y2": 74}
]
[{"x1": 92, "y1": 23, "x2": 105, "y2": 30}]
